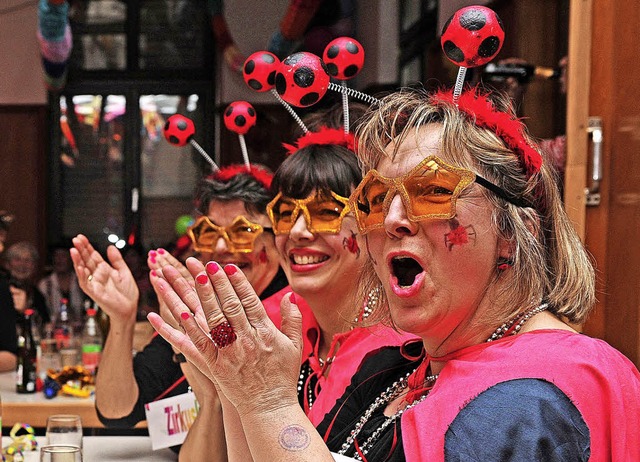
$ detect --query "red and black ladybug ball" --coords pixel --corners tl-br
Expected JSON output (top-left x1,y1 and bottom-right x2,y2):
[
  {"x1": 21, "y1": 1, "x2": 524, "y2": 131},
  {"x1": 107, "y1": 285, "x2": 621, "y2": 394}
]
[
  {"x1": 243, "y1": 51, "x2": 280, "y2": 92},
  {"x1": 163, "y1": 114, "x2": 195, "y2": 147},
  {"x1": 441, "y1": 6, "x2": 504, "y2": 68},
  {"x1": 275, "y1": 52, "x2": 330, "y2": 108},
  {"x1": 223, "y1": 101, "x2": 257, "y2": 135},
  {"x1": 323, "y1": 37, "x2": 365, "y2": 80}
]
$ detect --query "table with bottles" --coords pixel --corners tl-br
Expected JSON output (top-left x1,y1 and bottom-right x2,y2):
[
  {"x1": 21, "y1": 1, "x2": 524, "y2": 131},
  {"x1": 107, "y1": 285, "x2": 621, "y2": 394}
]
[
  {"x1": 0, "y1": 371, "x2": 102, "y2": 428},
  {"x1": 7, "y1": 301, "x2": 103, "y2": 428}
]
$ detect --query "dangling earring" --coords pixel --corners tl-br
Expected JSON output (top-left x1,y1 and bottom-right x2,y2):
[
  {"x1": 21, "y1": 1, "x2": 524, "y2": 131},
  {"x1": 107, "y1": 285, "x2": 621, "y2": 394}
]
[
  {"x1": 356, "y1": 285, "x2": 382, "y2": 322},
  {"x1": 496, "y1": 257, "x2": 513, "y2": 271}
]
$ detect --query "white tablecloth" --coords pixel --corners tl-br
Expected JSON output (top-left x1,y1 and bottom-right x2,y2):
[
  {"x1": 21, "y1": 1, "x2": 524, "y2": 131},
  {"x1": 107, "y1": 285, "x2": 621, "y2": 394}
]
[{"x1": 2, "y1": 436, "x2": 177, "y2": 461}]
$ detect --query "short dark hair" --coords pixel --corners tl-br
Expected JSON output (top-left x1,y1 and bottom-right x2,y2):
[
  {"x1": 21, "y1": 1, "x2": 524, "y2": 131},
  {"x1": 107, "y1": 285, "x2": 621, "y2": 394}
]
[
  {"x1": 195, "y1": 170, "x2": 274, "y2": 216},
  {"x1": 271, "y1": 144, "x2": 362, "y2": 199}
]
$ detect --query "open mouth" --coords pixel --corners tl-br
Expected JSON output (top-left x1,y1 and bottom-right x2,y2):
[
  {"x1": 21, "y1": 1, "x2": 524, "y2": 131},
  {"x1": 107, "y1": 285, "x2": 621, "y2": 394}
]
[
  {"x1": 391, "y1": 256, "x2": 424, "y2": 287},
  {"x1": 290, "y1": 254, "x2": 329, "y2": 265}
]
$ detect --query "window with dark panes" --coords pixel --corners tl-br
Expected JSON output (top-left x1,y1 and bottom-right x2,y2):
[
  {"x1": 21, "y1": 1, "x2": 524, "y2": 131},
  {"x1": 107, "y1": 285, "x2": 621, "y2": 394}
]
[
  {"x1": 398, "y1": 0, "x2": 438, "y2": 86},
  {"x1": 48, "y1": 0, "x2": 215, "y2": 253}
]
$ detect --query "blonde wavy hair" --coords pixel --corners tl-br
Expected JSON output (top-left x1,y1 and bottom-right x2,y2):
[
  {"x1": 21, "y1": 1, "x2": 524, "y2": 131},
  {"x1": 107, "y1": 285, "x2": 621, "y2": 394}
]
[{"x1": 355, "y1": 87, "x2": 596, "y2": 328}]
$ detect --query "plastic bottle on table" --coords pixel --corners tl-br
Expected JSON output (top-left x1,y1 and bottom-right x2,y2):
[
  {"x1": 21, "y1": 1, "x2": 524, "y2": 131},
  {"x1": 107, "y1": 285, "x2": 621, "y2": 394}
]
[
  {"x1": 54, "y1": 298, "x2": 72, "y2": 349},
  {"x1": 81, "y1": 308, "x2": 103, "y2": 374}
]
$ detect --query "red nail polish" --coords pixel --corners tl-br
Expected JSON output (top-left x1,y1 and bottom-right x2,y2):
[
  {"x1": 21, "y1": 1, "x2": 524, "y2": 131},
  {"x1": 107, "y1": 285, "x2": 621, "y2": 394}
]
[
  {"x1": 150, "y1": 257, "x2": 156, "y2": 264},
  {"x1": 158, "y1": 248, "x2": 166, "y2": 255},
  {"x1": 196, "y1": 274, "x2": 208, "y2": 285},
  {"x1": 180, "y1": 312, "x2": 190, "y2": 320},
  {"x1": 149, "y1": 250, "x2": 157, "y2": 257},
  {"x1": 150, "y1": 270, "x2": 157, "y2": 277},
  {"x1": 224, "y1": 264, "x2": 237, "y2": 275},
  {"x1": 290, "y1": 292, "x2": 297, "y2": 304},
  {"x1": 206, "y1": 262, "x2": 219, "y2": 274}
]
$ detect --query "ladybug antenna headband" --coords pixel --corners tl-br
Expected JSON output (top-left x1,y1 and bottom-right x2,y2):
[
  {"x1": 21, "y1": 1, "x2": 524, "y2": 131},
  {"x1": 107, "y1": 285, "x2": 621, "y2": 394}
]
[
  {"x1": 163, "y1": 114, "x2": 220, "y2": 172},
  {"x1": 438, "y1": 5, "x2": 542, "y2": 178},
  {"x1": 243, "y1": 37, "x2": 381, "y2": 136},
  {"x1": 282, "y1": 126, "x2": 355, "y2": 156},
  {"x1": 431, "y1": 88, "x2": 543, "y2": 177},
  {"x1": 223, "y1": 101, "x2": 258, "y2": 171},
  {"x1": 207, "y1": 164, "x2": 273, "y2": 190},
  {"x1": 163, "y1": 103, "x2": 269, "y2": 190},
  {"x1": 243, "y1": 51, "x2": 309, "y2": 135}
]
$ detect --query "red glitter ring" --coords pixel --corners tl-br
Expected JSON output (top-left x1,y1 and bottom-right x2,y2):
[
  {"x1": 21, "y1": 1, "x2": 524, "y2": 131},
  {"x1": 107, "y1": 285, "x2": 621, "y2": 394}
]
[{"x1": 210, "y1": 321, "x2": 237, "y2": 348}]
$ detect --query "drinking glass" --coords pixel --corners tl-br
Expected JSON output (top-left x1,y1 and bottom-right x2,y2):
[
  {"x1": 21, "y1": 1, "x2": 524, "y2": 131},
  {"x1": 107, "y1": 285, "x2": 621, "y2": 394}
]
[
  {"x1": 46, "y1": 415, "x2": 83, "y2": 449},
  {"x1": 40, "y1": 339, "x2": 62, "y2": 378},
  {"x1": 40, "y1": 444, "x2": 83, "y2": 462}
]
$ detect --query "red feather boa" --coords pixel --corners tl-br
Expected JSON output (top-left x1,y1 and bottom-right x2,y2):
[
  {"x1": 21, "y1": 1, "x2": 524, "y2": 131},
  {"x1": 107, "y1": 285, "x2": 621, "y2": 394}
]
[{"x1": 431, "y1": 87, "x2": 543, "y2": 178}]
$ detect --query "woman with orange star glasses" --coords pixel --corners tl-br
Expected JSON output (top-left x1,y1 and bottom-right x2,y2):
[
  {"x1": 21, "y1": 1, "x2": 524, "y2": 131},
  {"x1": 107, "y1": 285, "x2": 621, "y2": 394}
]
[
  {"x1": 149, "y1": 123, "x2": 415, "y2": 430},
  {"x1": 262, "y1": 127, "x2": 416, "y2": 422}
]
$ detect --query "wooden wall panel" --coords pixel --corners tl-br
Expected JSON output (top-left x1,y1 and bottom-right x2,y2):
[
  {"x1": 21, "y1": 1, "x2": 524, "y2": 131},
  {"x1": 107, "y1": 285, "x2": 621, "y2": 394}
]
[
  {"x1": 0, "y1": 106, "x2": 48, "y2": 272},
  {"x1": 583, "y1": 0, "x2": 640, "y2": 365}
]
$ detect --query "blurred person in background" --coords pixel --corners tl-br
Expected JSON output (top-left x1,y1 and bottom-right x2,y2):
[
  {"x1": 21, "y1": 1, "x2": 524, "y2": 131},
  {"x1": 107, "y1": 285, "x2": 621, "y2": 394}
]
[
  {"x1": 38, "y1": 240, "x2": 85, "y2": 324},
  {"x1": 3, "y1": 241, "x2": 51, "y2": 334},
  {"x1": 0, "y1": 210, "x2": 18, "y2": 371}
]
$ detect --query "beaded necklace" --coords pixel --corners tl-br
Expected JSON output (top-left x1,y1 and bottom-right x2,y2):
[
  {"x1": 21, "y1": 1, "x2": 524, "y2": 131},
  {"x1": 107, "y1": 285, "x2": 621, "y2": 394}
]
[
  {"x1": 298, "y1": 289, "x2": 382, "y2": 411},
  {"x1": 338, "y1": 303, "x2": 549, "y2": 459}
]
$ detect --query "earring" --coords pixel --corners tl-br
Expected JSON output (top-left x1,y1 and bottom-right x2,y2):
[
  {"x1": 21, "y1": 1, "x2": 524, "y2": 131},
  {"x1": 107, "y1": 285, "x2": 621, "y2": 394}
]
[
  {"x1": 497, "y1": 257, "x2": 513, "y2": 271},
  {"x1": 355, "y1": 285, "x2": 382, "y2": 322}
]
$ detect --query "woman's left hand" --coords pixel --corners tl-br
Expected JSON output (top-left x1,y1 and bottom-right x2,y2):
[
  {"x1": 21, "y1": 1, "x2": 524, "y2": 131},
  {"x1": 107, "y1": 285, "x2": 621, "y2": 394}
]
[{"x1": 148, "y1": 257, "x2": 304, "y2": 418}]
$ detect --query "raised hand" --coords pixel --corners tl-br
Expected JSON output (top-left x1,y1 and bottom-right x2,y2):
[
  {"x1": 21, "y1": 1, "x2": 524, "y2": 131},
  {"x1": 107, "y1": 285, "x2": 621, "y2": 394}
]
[
  {"x1": 70, "y1": 234, "x2": 138, "y2": 323},
  {"x1": 148, "y1": 248, "x2": 194, "y2": 286},
  {"x1": 148, "y1": 257, "x2": 304, "y2": 417}
]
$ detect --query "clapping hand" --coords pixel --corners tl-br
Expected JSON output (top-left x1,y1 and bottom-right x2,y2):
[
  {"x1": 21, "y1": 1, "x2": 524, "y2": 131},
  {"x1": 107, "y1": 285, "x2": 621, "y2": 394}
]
[
  {"x1": 148, "y1": 257, "x2": 303, "y2": 417},
  {"x1": 70, "y1": 234, "x2": 138, "y2": 323}
]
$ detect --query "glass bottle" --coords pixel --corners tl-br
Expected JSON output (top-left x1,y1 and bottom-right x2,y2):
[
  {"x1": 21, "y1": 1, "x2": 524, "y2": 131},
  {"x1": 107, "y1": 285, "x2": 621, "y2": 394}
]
[
  {"x1": 16, "y1": 308, "x2": 37, "y2": 393},
  {"x1": 54, "y1": 298, "x2": 72, "y2": 350}
]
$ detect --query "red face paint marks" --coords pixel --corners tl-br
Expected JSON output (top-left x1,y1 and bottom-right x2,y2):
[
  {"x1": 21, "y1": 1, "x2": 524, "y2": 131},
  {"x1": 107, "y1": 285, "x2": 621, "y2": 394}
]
[
  {"x1": 342, "y1": 231, "x2": 361, "y2": 258},
  {"x1": 444, "y1": 218, "x2": 477, "y2": 251}
]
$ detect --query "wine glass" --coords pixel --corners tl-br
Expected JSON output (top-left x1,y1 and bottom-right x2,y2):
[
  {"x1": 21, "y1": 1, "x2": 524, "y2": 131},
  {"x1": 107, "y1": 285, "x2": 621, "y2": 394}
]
[
  {"x1": 46, "y1": 415, "x2": 83, "y2": 449},
  {"x1": 40, "y1": 444, "x2": 83, "y2": 462}
]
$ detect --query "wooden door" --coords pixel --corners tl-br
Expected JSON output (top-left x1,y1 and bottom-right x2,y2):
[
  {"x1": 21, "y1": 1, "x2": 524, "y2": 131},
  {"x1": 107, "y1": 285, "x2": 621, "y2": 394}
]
[{"x1": 565, "y1": 0, "x2": 640, "y2": 366}]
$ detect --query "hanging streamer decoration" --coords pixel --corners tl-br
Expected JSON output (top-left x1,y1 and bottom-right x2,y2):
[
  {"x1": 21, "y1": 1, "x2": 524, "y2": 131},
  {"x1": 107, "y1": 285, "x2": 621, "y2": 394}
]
[{"x1": 38, "y1": 0, "x2": 72, "y2": 92}]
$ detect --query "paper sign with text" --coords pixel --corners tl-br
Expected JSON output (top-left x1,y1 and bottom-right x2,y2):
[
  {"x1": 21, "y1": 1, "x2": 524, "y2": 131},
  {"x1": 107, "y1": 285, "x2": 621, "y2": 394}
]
[{"x1": 145, "y1": 392, "x2": 200, "y2": 450}]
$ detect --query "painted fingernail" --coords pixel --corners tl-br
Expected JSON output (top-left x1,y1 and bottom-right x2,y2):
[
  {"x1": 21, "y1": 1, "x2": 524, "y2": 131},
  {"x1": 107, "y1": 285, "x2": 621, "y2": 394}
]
[
  {"x1": 150, "y1": 270, "x2": 158, "y2": 277},
  {"x1": 149, "y1": 250, "x2": 157, "y2": 257},
  {"x1": 224, "y1": 264, "x2": 237, "y2": 275},
  {"x1": 180, "y1": 312, "x2": 190, "y2": 320},
  {"x1": 206, "y1": 261, "x2": 220, "y2": 274},
  {"x1": 196, "y1": 273, "x2": 209, "y2": 285},
  {"x1": 150, "y1": 257, "x2": 157, "y2": 264},
  {"x1": 158, "y1": 248, "x2": 166, "y2": 255},
  {"x1": 290, "y1": 292, "x2": 297, "y2": 305}
]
